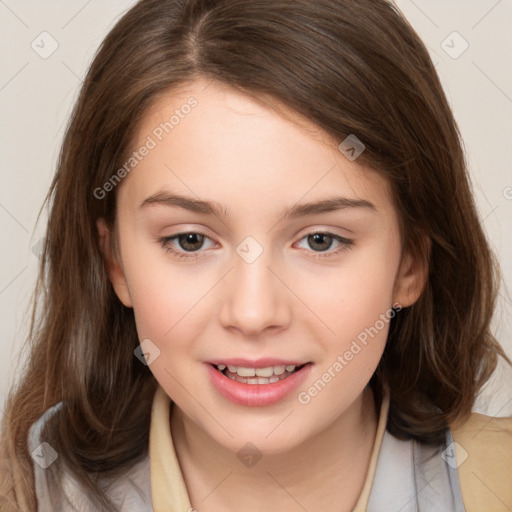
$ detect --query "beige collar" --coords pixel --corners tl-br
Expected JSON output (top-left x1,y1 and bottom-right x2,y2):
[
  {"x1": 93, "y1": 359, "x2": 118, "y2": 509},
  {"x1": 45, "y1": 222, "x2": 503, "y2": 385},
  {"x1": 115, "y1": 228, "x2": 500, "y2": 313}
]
[{"x1": 149, "y1": 385, "x2": 390, "y2": 511}]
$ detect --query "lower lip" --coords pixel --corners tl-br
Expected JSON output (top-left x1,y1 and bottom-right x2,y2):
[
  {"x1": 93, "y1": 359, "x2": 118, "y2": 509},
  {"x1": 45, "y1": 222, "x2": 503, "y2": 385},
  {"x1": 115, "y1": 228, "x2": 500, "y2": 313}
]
[{"x1": 205, "y1": 363, "x2": 312, "y2": 407}]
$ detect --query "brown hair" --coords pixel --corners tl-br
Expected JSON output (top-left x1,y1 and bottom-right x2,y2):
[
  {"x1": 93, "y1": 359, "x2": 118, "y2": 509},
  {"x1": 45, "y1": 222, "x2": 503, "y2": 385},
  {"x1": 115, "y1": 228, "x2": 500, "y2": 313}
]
[{"x1": 1, "y1": 0, "x2": 509, "y2": 509}]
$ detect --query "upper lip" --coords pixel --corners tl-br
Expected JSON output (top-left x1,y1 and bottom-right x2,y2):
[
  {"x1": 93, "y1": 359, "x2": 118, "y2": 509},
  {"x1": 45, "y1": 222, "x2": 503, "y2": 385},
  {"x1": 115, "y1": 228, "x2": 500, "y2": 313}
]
[{"x1": 207, "y1": 358, "x2": 309, "y2": 368}]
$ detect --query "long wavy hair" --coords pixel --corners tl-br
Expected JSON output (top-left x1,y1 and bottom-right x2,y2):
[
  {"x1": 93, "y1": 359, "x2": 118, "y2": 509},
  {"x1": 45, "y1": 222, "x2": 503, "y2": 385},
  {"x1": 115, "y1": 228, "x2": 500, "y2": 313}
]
[{"x1": 1, "y1": 0, "x2": 509, "y2": 509}]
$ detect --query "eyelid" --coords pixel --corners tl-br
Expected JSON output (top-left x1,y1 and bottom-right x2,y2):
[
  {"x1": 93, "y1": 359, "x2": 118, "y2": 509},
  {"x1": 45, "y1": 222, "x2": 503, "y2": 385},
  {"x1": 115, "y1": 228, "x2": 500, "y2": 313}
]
[
  {"x1": 293, "y1": 232, "x2": 354, "y2": 258},
  {"x1": 158, "y1": 230, "x2": 216, "y2": 255},
  {"x1": 157, "y1": 229, "x2": 354, "y2": 260}
]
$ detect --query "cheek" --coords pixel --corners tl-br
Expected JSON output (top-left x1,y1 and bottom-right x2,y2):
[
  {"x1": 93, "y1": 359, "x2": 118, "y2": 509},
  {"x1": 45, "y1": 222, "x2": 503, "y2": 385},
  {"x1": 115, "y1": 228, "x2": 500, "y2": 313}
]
[
  {"x1": 340, "y1": 265, "x2": 397, "y2": 346},
  {"x1": 296, "y1": 261, "x2": 394, "y2": 420},
  {"x1": 120, "y1": 237, "x2": 207, "y2": 350},
  {"x1": 129, "y1": 271, "x2": 210, "y2": 355},
  {"x1": 297, "y1": 237, "x2": 399, "y2": 402},
  {"x1": 126, "y1": 260, "x2": 211, "y2": 399},
  {"x1": 306, "y1": 241, "x2": 399, "y2": 343}
]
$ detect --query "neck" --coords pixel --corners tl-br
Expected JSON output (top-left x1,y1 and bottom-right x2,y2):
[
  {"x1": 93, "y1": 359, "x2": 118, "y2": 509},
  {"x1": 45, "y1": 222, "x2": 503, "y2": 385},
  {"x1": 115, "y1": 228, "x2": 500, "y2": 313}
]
[{"x1": 171, "y1": 386, "x2": 379, "y2": 512}]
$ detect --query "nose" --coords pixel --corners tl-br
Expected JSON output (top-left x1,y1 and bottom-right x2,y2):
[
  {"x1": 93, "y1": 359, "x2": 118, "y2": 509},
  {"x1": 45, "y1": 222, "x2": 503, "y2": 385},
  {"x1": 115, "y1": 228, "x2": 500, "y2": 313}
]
[{"x1": 219, "y1": 248, "x2": 292, "y2": 337}]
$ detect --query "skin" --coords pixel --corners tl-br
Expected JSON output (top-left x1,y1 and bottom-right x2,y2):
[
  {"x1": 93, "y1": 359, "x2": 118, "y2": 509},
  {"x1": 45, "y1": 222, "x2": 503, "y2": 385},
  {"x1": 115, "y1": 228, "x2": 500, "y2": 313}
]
[{"x1": 98, "y1": 78, "x2": 427, "y2": 511}]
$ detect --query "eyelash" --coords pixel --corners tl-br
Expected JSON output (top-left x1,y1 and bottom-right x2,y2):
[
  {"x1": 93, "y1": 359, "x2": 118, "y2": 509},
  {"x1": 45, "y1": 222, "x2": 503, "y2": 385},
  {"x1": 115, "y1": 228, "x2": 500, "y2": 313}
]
[{"x1": 157, "y1": 231, "x2": 354, "y2": 261}]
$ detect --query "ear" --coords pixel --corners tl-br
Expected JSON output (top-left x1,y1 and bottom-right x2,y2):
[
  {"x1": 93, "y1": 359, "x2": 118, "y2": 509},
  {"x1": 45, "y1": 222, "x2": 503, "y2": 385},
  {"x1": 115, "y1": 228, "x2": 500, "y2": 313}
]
[
  {"x1": 393, "y1": 235, "x2": 431, "y2": 308},
  {"x1": 97, "y1": 218, "x2": 133, "y2": 308}
]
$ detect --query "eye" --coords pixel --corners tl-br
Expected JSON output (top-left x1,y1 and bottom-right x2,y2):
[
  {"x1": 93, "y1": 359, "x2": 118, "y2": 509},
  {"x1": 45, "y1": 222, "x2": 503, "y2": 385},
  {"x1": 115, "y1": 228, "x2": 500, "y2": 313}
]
[
  {"x1": 157, "y1": 230, "x2": 354, "y2": 261},
  {"x1": 295, "y1": 232, "x2": 354, "y2": 258},
  {"x1": 158, "y1": 231, "x2": 216, "y2": 260}
]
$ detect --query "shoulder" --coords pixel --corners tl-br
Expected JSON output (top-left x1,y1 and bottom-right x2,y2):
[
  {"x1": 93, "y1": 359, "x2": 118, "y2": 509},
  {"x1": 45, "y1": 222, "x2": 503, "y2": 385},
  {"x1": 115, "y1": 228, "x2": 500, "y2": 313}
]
[
  {"x1": 450, "y1": 411, "x2": 512, "y2": 462},
  {"x1": 28, "y1": 402, "x2": 153, "y2": 512},
  {"x1": 450, "y1": 412, "x2": 512, "y2": 512}
]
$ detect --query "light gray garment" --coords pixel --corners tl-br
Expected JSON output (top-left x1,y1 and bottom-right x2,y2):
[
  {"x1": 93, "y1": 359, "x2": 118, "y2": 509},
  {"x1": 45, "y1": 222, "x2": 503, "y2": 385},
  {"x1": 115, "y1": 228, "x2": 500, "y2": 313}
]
[
  {"x1": 29, "y1": 402, "x2": 466, "y2": 511},
  {"x1": 367, "y1": 429, "x2": 466, "y2": 511},
  {"x1": 28, "y1": 402, "x2": 153, "y2": 512}
]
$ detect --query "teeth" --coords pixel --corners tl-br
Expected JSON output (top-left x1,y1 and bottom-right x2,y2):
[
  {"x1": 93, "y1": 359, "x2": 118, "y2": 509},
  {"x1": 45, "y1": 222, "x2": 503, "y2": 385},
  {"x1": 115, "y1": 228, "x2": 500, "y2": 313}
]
[
  {"x1": 273, "y1": 365, "x2": 286, "y2": 375},
  {"x1": 255, "y1": 367, "x2": 274, "y2": 377},
  {"x1": 237, "y1": 367, "x2": 256, "y2": 377},
  {"x1": 216, "y1": 363, "x2": 303, "y2": 383},
  {"x1": 242, "y1": 376, "x2": 279, "y2": 385}
]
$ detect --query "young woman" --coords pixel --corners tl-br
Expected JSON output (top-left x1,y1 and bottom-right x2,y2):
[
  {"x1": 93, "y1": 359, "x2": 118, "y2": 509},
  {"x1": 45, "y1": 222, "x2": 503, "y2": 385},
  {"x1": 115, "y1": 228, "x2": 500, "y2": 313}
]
[{"x1": 1, "y1": 0, "x2": 511, "y2": 510}]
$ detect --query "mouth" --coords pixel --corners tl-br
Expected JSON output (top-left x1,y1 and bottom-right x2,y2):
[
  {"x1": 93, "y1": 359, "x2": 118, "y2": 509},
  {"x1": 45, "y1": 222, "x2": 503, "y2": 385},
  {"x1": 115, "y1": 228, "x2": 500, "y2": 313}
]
[
  {"x1": 206, "y1": 360, "x2": 313, "y2": 407},
  {"x1": 212, "y1": 363, "x2": 308, "y2": 385}
]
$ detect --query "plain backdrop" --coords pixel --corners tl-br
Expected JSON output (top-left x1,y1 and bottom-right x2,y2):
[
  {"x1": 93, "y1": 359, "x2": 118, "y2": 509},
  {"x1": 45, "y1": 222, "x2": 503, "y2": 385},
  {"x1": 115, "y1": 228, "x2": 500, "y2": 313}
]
[{"x1": 1, "y1": 0, "x2": 511, "y2": 416}]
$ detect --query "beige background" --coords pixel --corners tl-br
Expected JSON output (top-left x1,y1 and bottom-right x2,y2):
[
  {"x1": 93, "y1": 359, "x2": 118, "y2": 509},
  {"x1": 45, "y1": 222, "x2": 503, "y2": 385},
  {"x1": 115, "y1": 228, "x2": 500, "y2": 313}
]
[{"x1": 1, "y1": 0, "x2": 511, "y2": 416}]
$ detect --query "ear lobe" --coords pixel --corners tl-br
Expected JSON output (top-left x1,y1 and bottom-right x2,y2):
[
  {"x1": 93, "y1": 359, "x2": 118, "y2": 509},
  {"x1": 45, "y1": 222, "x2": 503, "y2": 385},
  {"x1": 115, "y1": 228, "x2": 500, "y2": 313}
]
[
  {"x1": 97, "y1": 218, "x2": 133, "y2": 308},
  {"x1": 393, "y1": 235, "x2": 431, "y2": 308}
]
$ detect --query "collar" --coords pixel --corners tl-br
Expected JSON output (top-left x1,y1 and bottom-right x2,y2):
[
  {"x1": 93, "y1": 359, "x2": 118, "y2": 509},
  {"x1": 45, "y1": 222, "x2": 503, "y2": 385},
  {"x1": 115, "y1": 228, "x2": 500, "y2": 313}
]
[{"x1": 149, "y1": 385, "x2": 390, "y2": 511}]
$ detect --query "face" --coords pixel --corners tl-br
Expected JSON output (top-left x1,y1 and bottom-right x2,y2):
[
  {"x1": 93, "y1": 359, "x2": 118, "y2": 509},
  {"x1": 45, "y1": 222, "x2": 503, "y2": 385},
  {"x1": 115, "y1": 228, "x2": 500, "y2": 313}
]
[{"x1": 99, "y1": 78, "x2": 425, "y2": 454}]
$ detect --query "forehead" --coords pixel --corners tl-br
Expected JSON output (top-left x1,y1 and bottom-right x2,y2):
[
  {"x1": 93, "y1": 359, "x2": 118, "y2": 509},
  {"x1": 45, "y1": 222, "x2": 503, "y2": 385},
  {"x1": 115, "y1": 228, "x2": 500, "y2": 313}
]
[{"x1": 119, "y1": 79, "x2": 395, "y2": 220}]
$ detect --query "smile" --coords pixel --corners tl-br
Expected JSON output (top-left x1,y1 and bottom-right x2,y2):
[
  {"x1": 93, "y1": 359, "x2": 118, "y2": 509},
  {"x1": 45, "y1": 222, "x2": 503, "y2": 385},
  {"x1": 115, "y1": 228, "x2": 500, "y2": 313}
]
[
  {"x1": 206, "y1": 361, "x2": 312, "y2": 406},
  {"x1": 215, "y1": 363, "x2": 306, "y2": 384}
]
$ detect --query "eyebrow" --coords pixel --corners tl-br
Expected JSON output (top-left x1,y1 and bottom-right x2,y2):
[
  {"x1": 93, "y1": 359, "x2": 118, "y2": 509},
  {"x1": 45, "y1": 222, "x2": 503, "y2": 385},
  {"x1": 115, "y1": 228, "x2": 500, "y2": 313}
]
[{"x1": 140, "y1": 192, "x2": 377, "y2": 219}]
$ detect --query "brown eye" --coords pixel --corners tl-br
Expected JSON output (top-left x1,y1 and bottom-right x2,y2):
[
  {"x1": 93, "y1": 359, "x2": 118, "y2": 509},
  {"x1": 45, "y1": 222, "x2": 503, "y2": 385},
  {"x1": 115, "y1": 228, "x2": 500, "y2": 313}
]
[
  {"x1": 158, "y1": 231, "x2": 216, "y2": 261},
  {"x1": 307, "y1": 233, "x2": 335, "y2": 252},
  {"x1": 176, "y1": 233, "x2": 205, "y2": 252},
  {"x1": 295, "y1": 231, "x2": 354, "y2": 259}
]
